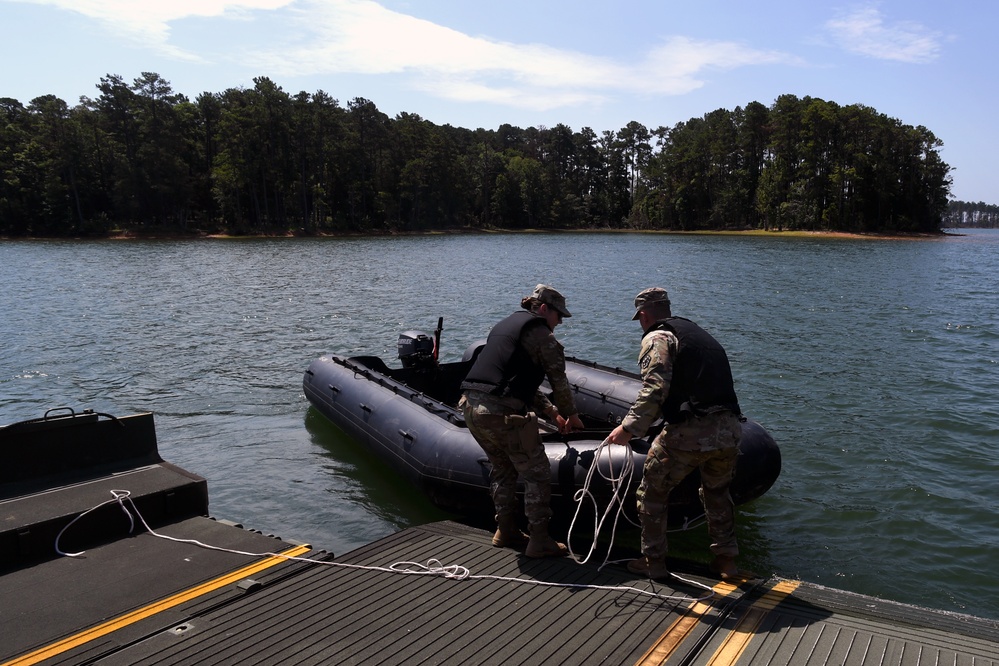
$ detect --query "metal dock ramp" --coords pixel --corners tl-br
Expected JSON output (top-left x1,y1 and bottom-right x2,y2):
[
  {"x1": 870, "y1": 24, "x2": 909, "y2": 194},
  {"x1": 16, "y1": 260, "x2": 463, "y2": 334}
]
[{"x1": 5, "y1": 519, "x2": 999, "y2": 665}]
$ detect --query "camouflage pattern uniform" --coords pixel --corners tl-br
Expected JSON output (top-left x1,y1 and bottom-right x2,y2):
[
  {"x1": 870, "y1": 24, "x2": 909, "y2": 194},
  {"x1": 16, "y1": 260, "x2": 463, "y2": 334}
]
[
  {"x1": 621, "y1": 328, "x2": 742, "y2": 561},
  {"x1": 460, "y1": 320, "x2": 578, "y2": 528}
]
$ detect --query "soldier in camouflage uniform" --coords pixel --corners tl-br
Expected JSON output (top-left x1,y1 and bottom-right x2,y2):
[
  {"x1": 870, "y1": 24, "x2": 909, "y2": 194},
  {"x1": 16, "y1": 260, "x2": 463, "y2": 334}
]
[
  {"x1": 460, "y1": 285, "x2": 584, "y2": 558},
  {"x1": 608, "y1": 287, "x2": 744, "y2": 580}
]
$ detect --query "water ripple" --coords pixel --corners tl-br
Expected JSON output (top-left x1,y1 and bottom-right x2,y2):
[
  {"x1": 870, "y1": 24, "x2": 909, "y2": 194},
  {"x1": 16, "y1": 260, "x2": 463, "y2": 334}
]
[{"x1": 2, "y1": 231, "x2": 998, "y2": 619}]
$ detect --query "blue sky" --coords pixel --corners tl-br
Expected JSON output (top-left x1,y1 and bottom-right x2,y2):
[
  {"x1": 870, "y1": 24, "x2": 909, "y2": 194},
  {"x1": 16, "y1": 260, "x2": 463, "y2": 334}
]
[{"x1": 2, "y1": 0, "x2": 995, "y2": 204}]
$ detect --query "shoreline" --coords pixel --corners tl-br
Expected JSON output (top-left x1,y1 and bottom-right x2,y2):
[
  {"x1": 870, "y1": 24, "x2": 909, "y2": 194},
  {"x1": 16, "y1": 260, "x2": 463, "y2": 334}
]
[{"x1": 3, "y1": 227, "x2": 963, "y2": 242}]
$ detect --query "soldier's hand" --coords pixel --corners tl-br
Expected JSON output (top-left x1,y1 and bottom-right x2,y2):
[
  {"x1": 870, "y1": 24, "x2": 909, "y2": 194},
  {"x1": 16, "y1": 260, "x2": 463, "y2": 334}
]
[
  {"x1": 606, "y1": 424, "x2": 632, "y2": 445},
  {"x1": 561, "y1": 413, "x2": 584, "y2": 434}
]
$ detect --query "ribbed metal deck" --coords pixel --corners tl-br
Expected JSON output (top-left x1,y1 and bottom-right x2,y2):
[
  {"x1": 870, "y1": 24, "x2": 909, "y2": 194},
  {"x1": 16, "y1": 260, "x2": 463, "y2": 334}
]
[{"x1": 5, "y1": 519, "x2": 998, "y2": 665}]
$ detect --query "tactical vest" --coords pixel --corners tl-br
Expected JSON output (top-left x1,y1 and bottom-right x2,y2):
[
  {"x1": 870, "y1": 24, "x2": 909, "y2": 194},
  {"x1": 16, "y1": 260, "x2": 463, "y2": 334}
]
[
  {"x1": 647, "y1": 317, "x2": 742, "y2": 422},
  {"x1": 461, "y1": 311, "x2": 548, "y2": 404}
]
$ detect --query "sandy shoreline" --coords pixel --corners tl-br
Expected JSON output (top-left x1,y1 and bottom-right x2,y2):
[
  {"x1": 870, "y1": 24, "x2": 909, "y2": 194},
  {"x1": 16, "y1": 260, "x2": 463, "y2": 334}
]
[
  {"x1": 5, "y1": 227, "x2": 958, "y2": 241},
  {"x1": 201, "y1": 227, "x2": 958, "y2": 241}
]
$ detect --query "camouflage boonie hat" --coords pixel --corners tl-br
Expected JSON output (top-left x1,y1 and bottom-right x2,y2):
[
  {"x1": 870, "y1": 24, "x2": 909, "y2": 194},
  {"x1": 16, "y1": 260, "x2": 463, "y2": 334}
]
[
  {"x1": 632, "y1": 287, "x2": 670, "y2": 320},
  {"x1": 531, "y1": 284, "x2": 571, "y2": 317}
]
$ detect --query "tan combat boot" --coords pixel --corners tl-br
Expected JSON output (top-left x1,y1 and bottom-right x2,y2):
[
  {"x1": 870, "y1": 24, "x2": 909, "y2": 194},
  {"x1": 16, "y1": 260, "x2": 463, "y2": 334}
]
[
  {"x1": 626, "y1": 555, "x2": 670, "y2": 579},
  {"x1": 492, "y1": 515, "x2": 529, "y2": 550},
  {"x1": 525, "y1": 521, "x2": 568, "y2": 558},
  {"x1": 709, "y1": 554, "x2": 739, "y2": 580}
]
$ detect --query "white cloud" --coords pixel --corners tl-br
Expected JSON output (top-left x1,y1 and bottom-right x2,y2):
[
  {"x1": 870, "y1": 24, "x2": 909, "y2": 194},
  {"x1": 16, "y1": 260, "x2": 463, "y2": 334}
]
[
  {"x1": 826, "y1": 7, "x2": 943, "y2": 63},
  {"x1": 265, "y1": 1, "x2": 612, "y2": 80},
  {"x1": 250, "y1": 0, "x2": 796, "y2": 109},
  {"x1": 13, "y1": 0, "x2": 295, "y2": 60},
  {"x1": 8, "y1": 0, "x2": 799, "y2": 111},
  {"x1": 636, "y1": 37, "x2": 796, "y2": 94}
]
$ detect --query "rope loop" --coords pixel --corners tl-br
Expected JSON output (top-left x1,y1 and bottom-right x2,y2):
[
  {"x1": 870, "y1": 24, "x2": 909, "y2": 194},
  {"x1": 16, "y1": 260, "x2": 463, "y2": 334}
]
[
  {"x1": 55, "y1": 489, "x2": 137, "y2": 557},
  {"x1": 389, "y1": 559, "x2": 471, "y2": 580}
]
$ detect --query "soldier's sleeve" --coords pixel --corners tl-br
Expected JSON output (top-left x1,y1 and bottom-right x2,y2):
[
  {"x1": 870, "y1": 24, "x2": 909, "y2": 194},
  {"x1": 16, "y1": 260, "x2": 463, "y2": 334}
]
[
  {"x1": 522, "y1": 323, "x2": 578, "y2": 417},
  {"x1": 620, "y1": 330, "x2": 676, "y2": 438}
]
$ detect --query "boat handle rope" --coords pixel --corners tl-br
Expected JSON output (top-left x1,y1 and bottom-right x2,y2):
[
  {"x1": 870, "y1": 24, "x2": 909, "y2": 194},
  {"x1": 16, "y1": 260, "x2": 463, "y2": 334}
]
[{"x1": 54, "y1": 489, "x2": 714, "y2": 605}]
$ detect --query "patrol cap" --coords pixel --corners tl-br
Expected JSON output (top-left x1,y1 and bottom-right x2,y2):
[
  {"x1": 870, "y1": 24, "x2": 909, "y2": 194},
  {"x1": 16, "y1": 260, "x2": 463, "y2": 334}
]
[
  {"x1": 531, "y1": 284, "x2": 572, "y2": 318},
  {"x1": 632, "y1": 287, "x2": 670, "y2": 320}
]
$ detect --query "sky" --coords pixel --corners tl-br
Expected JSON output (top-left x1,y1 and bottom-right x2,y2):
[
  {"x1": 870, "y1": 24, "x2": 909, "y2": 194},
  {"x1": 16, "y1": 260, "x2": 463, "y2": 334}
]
[{"x1": 2, "y1": 0, "x2": 996, "y2": 204}]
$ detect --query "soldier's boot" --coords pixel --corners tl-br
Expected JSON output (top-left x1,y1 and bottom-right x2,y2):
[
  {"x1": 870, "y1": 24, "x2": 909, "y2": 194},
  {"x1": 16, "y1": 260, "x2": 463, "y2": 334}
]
[
  {"x1": 491, "y1": 515, "x2": 529, "y2": 550},
  {"x1": 525, "y1": 521, "x2": 568, "y2": 558},
  {"x1": 626, "y1": 555, "x2": 670, "y2": 579},
  {"x1": 709, "y1": 554, "x2": 739, "y2": 580}
]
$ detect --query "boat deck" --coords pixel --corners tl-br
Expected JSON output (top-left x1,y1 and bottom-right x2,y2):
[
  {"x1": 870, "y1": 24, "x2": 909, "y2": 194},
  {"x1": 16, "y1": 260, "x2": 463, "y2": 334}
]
[{"x1": 4, "y1": 518, "x2": 999, "y2": 666}]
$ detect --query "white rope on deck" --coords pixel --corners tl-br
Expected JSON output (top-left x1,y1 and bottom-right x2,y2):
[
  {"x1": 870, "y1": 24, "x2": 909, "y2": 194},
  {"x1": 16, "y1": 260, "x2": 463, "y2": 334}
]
[{"x1": 55, "y1": 474, "x2": 715, "y2": 605}]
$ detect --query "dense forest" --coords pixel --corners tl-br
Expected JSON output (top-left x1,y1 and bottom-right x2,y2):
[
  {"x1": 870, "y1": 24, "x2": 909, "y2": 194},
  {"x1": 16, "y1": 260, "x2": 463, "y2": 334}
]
[
  {"x1": 944, "y1": 200, "x2": 999, "y2": 228},
  {"x1": 0, "y1": 73, "x2": 954, "y2": 237}
]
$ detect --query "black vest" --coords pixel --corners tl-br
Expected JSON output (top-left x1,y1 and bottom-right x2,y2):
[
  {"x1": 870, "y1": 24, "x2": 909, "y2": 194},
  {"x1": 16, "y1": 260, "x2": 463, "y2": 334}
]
[
  {"x1": 461, "y1": 311, "x2": 548, "y2": 404},
  {"x1": 647, "y1": 317, "x2": 741, "y2": 422}
]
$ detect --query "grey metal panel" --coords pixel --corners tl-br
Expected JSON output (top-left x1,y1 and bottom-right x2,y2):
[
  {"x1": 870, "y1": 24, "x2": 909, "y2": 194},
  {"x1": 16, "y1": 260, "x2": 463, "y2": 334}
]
[
  {"x1": 99, "y1": 522, "x2": 727, "y2": 665},
  {"x1": 12, "y1": 519, "x2": 999, "y2": 666}
]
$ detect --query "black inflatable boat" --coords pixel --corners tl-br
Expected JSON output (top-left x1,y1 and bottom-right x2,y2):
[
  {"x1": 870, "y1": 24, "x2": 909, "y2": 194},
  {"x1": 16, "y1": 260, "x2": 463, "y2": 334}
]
[{"x1": 303, "y1": 329, "x2": 781, "y2": 528}]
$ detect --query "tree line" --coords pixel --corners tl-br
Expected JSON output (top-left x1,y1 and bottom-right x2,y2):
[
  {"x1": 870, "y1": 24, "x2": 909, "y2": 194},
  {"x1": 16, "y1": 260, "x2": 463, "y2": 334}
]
[
  {"x1": 0, "y1": 73, "x2": 953, "y2": 237},
  {"x1": 944, "y1": 201, "x2": 999, "y2": 228}
]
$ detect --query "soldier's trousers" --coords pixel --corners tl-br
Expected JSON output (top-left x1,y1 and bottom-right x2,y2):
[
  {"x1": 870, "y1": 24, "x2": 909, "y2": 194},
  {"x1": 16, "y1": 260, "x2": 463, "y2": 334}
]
[
  {"x1": 462, "y1": 395, "x2": 552, "y2": 527},
  {"x1": 637, "y1": 412, "x2": 741, "y2": 560}
]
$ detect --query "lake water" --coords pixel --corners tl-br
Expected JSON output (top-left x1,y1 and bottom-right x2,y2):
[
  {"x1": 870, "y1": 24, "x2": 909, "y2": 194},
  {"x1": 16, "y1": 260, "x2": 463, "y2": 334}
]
[{"x1": 2, "y1": 229, "x2": 997, "y2": 620}]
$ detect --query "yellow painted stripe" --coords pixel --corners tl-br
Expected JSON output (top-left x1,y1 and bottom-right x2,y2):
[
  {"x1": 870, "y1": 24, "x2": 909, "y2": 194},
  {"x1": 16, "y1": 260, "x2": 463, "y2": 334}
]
[
  {"x1": 3, "y1": 544, "x2": 313, "y2": 666},
  {"x1": 705, "y1": 579, "x2": 801, "y2": 666},
  {"x1": 634, "y1": 580, "x2": 745, "y2": 666}
]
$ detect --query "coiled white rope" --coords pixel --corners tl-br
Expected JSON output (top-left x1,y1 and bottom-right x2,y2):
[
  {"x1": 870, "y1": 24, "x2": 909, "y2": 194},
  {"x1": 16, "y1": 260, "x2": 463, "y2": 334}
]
[
  {"x1": 56, "y1": 486, "x2": 713, "y2": 604},
  {"x1": 564, "y1": 439, "x2": 714, "y2": 594},
  {"x1": 566, "y1": 437, "x2": 638, "y2": 566}
]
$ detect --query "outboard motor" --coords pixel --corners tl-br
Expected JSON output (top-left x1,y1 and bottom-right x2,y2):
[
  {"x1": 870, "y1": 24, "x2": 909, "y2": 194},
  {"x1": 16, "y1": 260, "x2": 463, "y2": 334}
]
[{"x1": 398, "y1": 331, "x2": 436, "y2": 369}]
